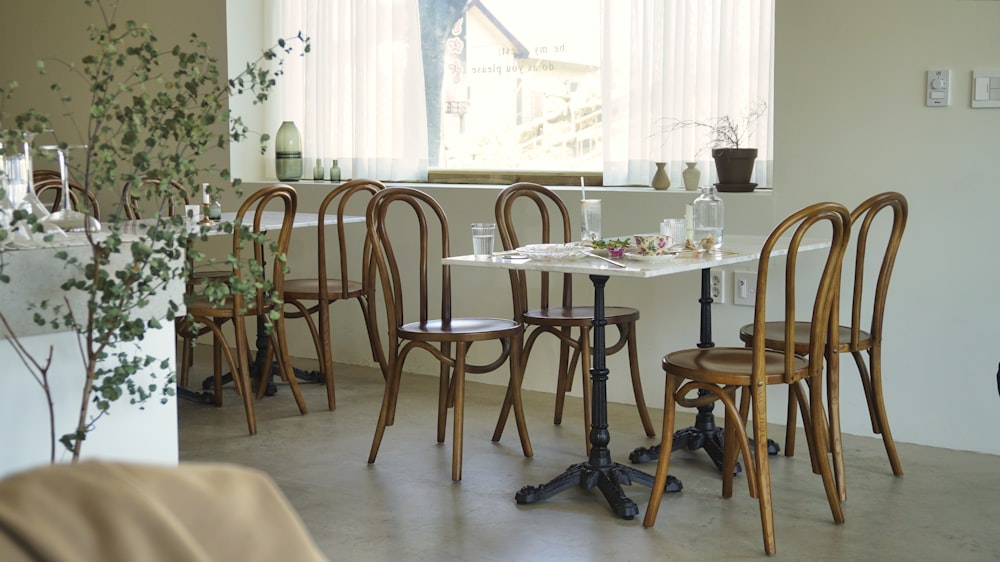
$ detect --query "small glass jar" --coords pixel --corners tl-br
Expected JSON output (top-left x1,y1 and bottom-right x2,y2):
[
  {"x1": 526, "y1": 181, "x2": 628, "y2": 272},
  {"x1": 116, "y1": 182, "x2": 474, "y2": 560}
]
[
  {"x1": 313, "y1": 158, "x2": 325, "y2": 181},
  {"x1": 692, "y1": 185, "x2": 724, "y2": 249},
  {"x1": 329, "y1": 159, "x2": 341, "y2": 182},
  {"x1": 208, "y1": 196, "x2": 222, "y2": 220}
]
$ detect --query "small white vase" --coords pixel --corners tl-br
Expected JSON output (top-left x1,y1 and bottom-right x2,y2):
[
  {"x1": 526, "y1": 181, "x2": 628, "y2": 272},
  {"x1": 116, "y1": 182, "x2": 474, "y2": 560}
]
[
  {"x1": 682, "y1": 162, "x2": 701, "y2": 191},
  {"x1": 651, "y1": 162, "x2": 670, "y2": 190}
]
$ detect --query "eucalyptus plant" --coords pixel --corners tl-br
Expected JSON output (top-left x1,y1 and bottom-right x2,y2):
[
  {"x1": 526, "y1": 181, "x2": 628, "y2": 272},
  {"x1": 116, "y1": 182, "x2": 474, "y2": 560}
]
[{"x1": 0, "y1": 0, "x2": 309, "y2": 462}]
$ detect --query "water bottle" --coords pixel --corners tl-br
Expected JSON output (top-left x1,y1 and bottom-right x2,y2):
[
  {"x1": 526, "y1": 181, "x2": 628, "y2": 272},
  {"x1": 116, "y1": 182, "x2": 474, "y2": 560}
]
[{"x1": 692, "y1": 185, "x2": 724, "y2": 249}]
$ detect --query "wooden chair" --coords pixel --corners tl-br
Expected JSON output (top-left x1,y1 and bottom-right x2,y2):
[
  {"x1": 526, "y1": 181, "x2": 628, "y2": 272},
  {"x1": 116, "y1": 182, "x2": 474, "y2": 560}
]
[
  {"x1": 365, "y1": 186, "x2": 532, "y2": 481},
  {"x1": 33, "y1": 177, "x2": 101, "y2": 219},
  {"x1": 492, "y1": 182, "x2": 654, "y2": 453},
  {"x1": 120, "y1": 176, "x2": 190, "y2": 219},
  {"x1": 739, "y1": 191, "x2": 908, "y2": 498},
  {"x1": 118, "y1": 176, "x2": 232, "y2": 388},
  {"x1": 175, "y1": 184, "x2": 307, "y2": 435},
  {"x1": 644, "y1": 201, "x2": 850, "y2": 555},
  {"x1": 282, "y1": 179, "x2": 387, "y2": 410}
]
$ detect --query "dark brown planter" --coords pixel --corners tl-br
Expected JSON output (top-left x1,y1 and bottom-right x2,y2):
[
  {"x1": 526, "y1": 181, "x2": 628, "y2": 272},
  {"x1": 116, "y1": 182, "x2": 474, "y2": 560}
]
[{"x1": 711, "y1": 148, "x2": 758, "y2": 192}]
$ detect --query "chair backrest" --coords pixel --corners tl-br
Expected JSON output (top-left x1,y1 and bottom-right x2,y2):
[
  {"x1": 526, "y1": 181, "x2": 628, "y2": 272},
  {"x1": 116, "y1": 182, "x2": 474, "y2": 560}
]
[
  {"x1": 847, "y1": 191, "x2": 907, "y2": 350},
  {"x1": 33, "y1": 177, "x2": 101, "y2": 220},
  {"x1": 120, "y1": 176, "x2": 190, "y2": 219},
  {"x1": 366, "y1": 186, "x2": 452, "y2": 343},
  {"x1": 229, "y1": 184, "x2": 297, "y2": 315},
  {"x1": 315, "y1": 179, "x2": 386, "y2": 301},
  {"x1": 494, "y1": 182, "x2": 574, "y2": 318},
  {"x1": 749, "y1": 201, "x2": 851, "y2": 385}
]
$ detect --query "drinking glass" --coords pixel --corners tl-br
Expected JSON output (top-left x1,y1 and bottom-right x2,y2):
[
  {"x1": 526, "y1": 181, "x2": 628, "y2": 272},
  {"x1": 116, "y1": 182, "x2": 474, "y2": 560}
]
[
  {"x1": 580, "y1": 199, "x2": 601, "y2": 242},
  {"x1": 39, "y1": 144, "x2": 101, "y2": 232},
  {"x1": 471, "y1": 222, "x2": 495, "y2": 259}
]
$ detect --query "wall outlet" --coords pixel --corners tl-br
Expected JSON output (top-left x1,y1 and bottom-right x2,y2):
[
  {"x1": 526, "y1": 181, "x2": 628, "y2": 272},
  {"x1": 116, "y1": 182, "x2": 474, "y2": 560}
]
[
  {"x1": 733, "y1": 271, "x2": 757, "y2": 307},
  {"x1": 710, "y1": 270, "x2": 726, "y2": 304}
]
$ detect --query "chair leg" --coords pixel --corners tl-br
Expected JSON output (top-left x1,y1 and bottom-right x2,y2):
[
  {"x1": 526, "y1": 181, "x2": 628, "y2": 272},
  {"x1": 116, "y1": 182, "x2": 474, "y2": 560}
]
[
  {"x1": 507, "y1": 333, "x2": 533, "y2": 458},
  {"x1": 784, "y1": 386, "x2": 799, "y2": 457},
  {"x1": 805, "y1": 375, "x2": 847, "y2": 527},
  {"x1": 437, "y1": 342, "x2": 452, "y2": 444},
  {"x1": 272, "y1": 314, "x2": 308, "y2": 414},
  {"x1": 826, "y1": 344, "x2": 846, "y2": 501},
  {"x1": 368, "y1": 359, "x2": 403, "y2": 465},
  {"x1": 317, "y1": 301, "x2": 336, "y2": 410},
  {"x1": 357, "y1": 297, "x2": 388, "y2": 380},
  {"x1": 553, "y1": 325, "x2": 574, "y2": 425},
  {"x1": 625, "y1": 322, "x2": 656, "y2": 437},
  {"x1": 749, "y1": 382, "x2": 776, "y2": 556},
  {"x1": 228, "y1": 316, "x2": 258, "y2": 435},
  {"x1": 579, "y1": 328, "x2": 593, "y2": 455},
  {"x1": 451, "y1": 342, "x2": 468, "y2": 481},
  {"x1": 643, "y1": 372, "x2": 679, "y2": 528},
  {"x1": 860, "y1": 348, "x2": 903, "y2": 476}
]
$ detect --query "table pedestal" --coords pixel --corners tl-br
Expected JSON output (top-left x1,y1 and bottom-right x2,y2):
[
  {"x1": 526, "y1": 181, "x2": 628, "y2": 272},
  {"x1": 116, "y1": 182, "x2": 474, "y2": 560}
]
[
  {"x1": 514, "y1": 274, "x2": 682, "y2": 519},
  {"x1": 628, "y1": 268, "x2": 777, "y2": 468}
]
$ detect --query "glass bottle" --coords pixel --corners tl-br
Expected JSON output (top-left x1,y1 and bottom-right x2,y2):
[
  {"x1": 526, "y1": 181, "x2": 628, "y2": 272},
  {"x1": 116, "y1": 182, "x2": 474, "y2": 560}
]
[
  {"x1": 313, "y1": 158, "x2": 325, "y2": 181},
  {"x1": 275, "y1": 121, "x2": 302, "y2": 181},
  {"x1": 692, "y1": 185, "x2": 724, "y2": 249},
  {"x1": 329, "y1": 159, "x2": 341, "y2": 182},
  {"x1": 208, "y1": 195, "x2": 222, "y2": 220}
]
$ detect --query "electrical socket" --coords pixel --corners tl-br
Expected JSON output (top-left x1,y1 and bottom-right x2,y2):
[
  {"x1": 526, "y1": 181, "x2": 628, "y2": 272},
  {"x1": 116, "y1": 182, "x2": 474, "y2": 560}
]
[
  {"x1": 734, "y1": 271, "x2": 757, "y2": 307},
  {"x1": 710, "y1": 270, "x2": 726, "y2": 304}
]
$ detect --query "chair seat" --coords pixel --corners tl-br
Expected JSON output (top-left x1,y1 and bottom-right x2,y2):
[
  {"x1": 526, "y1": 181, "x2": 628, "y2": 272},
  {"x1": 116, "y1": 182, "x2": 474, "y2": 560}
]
[
  {"x1": 522, "y1": 306, "x2": 639, "y2": 327},
  {"x1": 186, "y1": 295, "x2": 271, "y2": 319},
  {"x1": 400, "y1": 317, "x2": 521, "y2": 343},
  {"x1": 739, "y1": 321, "x2": 871, "y2": 354},
  {"x1": 664, "y1": 347, "x2": 809, "y2": 387},
  {"x1": 283, "y1": 278, "x2": 363, "y2": 300}
]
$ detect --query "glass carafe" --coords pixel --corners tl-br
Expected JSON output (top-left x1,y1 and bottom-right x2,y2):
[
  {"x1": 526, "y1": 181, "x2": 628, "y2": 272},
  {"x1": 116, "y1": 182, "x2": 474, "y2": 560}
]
[{"x1": 692, "y1": 185, "x2": 724, "y2": 249}]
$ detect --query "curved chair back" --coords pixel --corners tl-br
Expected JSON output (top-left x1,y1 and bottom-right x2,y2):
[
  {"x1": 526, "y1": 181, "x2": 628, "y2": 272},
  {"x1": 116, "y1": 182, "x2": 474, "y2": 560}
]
[
  {"x1": 748, "y1": 201, "x2": 852, "y2": 387},
  {"x1": 366, "y1": 186, "x2": 452, "y2": 348},
  {"x1": 33, "y1": 177, "x2": 101, "y2": 220},
  {"x1": 316, "y1": 179, "x2": 386, "y2": 303},
  {"x1": 494, "y1": 182, "x2": 575, "y2": 318},
  {"x1": 121, "y1": 176, "x2": 190, "y2": 219},
  {"x1": 230, "y1": 184, "x2": 297, "y2": 316},
  {"x1": 847, "y1": 191, "x2": 907, "y2": 351}
]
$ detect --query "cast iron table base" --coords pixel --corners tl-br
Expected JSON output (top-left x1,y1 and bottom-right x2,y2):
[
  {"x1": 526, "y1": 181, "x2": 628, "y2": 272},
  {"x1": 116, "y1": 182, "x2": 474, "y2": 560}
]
[
  {"x1": 628, "y1": 268, "x2": 778, "y2": 469},
  {"x1": 514, "y1": 274, "x2": 682, "y2": 519}
]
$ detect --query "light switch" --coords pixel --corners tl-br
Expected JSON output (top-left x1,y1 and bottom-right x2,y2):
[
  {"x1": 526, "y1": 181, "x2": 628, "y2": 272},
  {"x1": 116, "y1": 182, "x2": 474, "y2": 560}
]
[
  {"x1": 926, "y1": 69, "x2": 950, "y2": 107},
  {"x1": 972, "y1": 68, "x2": 1000, "y2": 108}
]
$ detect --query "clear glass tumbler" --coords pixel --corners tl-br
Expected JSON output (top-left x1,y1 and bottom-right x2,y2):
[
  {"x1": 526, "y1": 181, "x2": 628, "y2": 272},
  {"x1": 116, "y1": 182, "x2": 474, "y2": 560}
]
[
  {"x1": 580, "y1": 199, "x2": 601, "y2": 242},
  {"x1": 471, "y1": 222, "x2": 496, "y2": 259}
]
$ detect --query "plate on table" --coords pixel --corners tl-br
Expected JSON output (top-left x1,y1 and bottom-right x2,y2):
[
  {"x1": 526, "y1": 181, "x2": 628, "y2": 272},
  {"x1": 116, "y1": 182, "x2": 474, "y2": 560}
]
[
  {"x1": 624, "y1": 251, "x2": 678, "y2": 263},
  {"x1": 516, "y1": 243, "x2": 588, "y2": 261}
]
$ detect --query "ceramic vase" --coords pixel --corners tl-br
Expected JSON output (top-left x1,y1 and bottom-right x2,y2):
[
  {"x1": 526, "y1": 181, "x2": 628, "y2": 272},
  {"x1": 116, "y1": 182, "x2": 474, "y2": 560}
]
[
  {"x1": 682, "y1": 162, "x2": 701, "y2": 191},
  {"x1": 651, "y1": 162, "x2": 670, "y2": 190},
  {"x1": 275, "y1": 121, "x2": 303, "y2": 181}
]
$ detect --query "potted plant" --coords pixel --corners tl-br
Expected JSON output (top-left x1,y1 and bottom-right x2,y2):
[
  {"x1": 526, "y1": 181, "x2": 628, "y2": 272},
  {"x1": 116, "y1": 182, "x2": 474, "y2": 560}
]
[
  {"x1": 0, "y1": 0, "x2": 308, "y2": 464},
  {"x1": 661, "y1": 99, "x2": 767, "y2": 192}
]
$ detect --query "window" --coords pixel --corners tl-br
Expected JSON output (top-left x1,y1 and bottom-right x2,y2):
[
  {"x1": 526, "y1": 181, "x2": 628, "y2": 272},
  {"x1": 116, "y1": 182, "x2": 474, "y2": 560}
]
[{"x1": 261, "y1": 0, "x2": 773, "y2": 186}]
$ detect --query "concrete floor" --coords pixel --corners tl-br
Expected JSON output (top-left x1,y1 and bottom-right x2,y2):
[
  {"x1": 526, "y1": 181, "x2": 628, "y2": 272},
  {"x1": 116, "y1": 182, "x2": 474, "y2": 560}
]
[{"x1": 178, "y1": 354, "x2": 1000, "y2": 560}]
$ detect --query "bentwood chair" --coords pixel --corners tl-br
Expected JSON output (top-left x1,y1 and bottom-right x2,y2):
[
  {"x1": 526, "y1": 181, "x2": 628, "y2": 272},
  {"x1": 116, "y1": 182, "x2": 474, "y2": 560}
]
[
  {"x1": 119, "y1": 176, "x2": 231, "y2": 388},
  {"x1": 120, "y1": 176, "x2": 190, "y2": 219},
  {"x1": 282, "y1": 179, "x2": 387, "y2": 410},
  {"x1": 365, "y1": 187, "x2": 532, "y2": 481},
  {"x1": 644, "y1": 202, "x2": 851, "y2": 555},
  {"x1": 33, "y1": 177, "x2": 101, "y2": 219},
  {"x1": 493, "y1": 182, "x2": 655, "y2": 453},
  {"x1": 176, "y1": 184, "x2": 307, "y2": 435},
  {"x1": 739, "y1": 191, "x2": 908, "y2": 498}
]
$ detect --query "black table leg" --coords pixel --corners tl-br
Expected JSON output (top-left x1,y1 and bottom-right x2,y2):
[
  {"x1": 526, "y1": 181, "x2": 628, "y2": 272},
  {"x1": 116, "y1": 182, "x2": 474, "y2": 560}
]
[
  {"x1": 515, "y1": 274, "x2": 682, "y2": 519},
  {"x1": 629, "y1": 268, "x2": 777, "y2": 468}
]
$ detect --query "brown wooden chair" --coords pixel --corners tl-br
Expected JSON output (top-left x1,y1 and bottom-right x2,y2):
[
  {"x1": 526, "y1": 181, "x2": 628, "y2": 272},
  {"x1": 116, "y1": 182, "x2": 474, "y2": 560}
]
[
  {"x1": 175, "y1": 184, "x2": 307, "y2": 435},
  {"x1": 739, "y1": 191, "x2": 908, "y2": 498},
  {"x1": 644, "y1": 201, "x2": 850, "y2": 555},
  {"x1": 118, "y1": 176, "x2": 232, "y2": 388},
  {"x1": 282, "y1": 179, "x2": 387, "y2": 410},
  {"x1": 492, "y1": 182, "x2": 654, "y2": 453},
  {"x1": 33, "y1": 177, "x2": 101, "y2": 219},
  {"x1": 365, "y1": 186, "x2": 532, "y2": 481},
  {"x1": 120, "y1": 176, "x2": 190, "y2": 219}
]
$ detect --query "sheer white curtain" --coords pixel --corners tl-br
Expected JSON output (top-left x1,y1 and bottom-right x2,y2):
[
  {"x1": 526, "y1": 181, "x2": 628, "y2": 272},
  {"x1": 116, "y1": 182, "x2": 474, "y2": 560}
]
[
  {"x1": 602, "y1": 0, "x2": 774, "y2": 187},
  {"x1": 268, "y1": 0, "x2": 429, "y2": 181}
]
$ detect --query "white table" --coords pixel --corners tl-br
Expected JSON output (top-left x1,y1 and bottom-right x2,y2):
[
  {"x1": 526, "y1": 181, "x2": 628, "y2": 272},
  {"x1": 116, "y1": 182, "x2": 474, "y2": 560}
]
[{"x1": 445, "y1": 234, "x2": 829, "y2": 519}]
